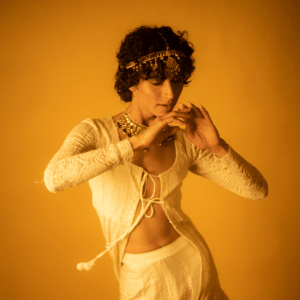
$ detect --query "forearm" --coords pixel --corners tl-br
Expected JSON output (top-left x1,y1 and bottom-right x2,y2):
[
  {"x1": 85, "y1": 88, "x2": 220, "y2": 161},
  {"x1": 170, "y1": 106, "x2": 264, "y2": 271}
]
[
  {"x1": 44, "y1": 139, "x2": 133, "y2": 193},
  {"x1": 203, "y1": 146, "x2": 268, "y2": 200},
  {"x1": 190, "y1": 141, "x2": 268, "y2": 200}
]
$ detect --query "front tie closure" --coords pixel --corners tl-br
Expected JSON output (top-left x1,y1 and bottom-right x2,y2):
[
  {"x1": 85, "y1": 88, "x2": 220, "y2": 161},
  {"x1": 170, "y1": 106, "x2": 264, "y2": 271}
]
[{"x1": 77, "y1": 171, "x2": 164, "y2": 271}]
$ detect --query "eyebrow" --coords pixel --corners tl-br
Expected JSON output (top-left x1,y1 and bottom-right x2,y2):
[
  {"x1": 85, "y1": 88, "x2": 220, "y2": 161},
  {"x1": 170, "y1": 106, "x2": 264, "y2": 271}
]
[{"x1": 148, "y1": 73, "x2": 164, "y2": 81}]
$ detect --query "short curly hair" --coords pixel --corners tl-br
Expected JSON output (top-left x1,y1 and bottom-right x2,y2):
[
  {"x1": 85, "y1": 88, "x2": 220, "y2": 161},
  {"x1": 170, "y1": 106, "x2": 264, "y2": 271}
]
[{"x1": 114, "y1": 26, "x2": 195, "y2": 102}]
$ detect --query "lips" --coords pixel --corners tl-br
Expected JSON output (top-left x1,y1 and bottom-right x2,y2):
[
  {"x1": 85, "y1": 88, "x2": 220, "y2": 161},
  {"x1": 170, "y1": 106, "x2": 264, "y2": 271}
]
[{"x1": 158, "y1": 104, "x2": 171, "y2": 109}]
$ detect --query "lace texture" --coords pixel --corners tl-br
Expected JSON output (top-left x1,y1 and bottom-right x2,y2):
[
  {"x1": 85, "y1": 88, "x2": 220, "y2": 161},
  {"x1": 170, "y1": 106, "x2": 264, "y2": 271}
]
[
  {"x1": 44, "y1": 120, "x2": 134, "y2": 193},
  {"x1": 44, "y1": 117, "x2": 268, "y2": 299},
  {"x1": 181, "y1": 132, "x2": 268, "y2": 200}
]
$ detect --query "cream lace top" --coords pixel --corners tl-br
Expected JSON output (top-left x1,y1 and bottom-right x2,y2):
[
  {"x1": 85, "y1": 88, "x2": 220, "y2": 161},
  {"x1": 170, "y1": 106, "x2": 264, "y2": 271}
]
[{"x1": 44, "y1": 117, "x2": 268, "y2": 299}]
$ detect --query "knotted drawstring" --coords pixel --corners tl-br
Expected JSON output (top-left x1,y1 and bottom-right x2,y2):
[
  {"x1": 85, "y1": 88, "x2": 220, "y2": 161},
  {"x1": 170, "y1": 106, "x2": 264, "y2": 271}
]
[
  {"x1": 77, "y1": 171, "x2": 164, "y2": 271},
  {"x1": 140, "y1": 172, "x2": 164, "y2": 218}
]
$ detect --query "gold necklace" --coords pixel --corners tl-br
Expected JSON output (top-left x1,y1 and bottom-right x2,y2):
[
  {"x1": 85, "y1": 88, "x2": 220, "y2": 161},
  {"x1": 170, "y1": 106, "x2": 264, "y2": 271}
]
[
  {"x1": 114, "y1": 112, "x2": 148, "y2": 138},
  {"x1": 114, "y1": 112, "x2": 175, "y2": 152}
]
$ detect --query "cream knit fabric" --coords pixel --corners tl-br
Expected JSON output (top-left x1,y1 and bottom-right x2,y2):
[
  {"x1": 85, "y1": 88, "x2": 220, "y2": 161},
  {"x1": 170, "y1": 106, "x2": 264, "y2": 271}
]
[{"x1": 44, "y1": 117, "x2": 268, "y2": 299}]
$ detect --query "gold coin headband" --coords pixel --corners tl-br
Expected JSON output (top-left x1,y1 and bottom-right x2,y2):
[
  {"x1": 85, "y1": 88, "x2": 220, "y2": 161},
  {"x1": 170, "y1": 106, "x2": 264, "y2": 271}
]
[{"x1": 125, "y1": 49, "x2": 185, "y2": 76}]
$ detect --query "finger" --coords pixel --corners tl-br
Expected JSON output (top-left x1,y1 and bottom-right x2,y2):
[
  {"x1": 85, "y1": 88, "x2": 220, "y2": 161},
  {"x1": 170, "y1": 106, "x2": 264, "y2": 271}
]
[
  {"x1": 159, "y1": 126, "x2": 180, "y2": 146},
  {"x1": 173, "y1": 105, "x2": 191, "y2": 113},
  {"x1": 185, "y1": 102, "x2": 202, "y2": 118},
  {"x1": 174, "y1": 110, "x2": 192, "y2": 120},
  {"x1": 187, "y1": 102, "x2": 205, "y2": 118},
  {"x1": 173, "y1": 111, "x2": 195, "y2": 124},
  {"x1": 185, "y1": 102, "x2": 198, "y2": 117},
  {"x1": 161, "y1": 110, "x2": 192, "y2": 123},
  {"x1": 165, "y1": 117, "x2": 186, "y2": 127},
  {"x1": 153, "y1": 116, "x2": 185, "y2": 131},
  {"x1": 197, "y1": 104, "x2": 211, "y2": 120},
  {"x1": 178, "y1": 103, "x2": 188, "y2": 110}
]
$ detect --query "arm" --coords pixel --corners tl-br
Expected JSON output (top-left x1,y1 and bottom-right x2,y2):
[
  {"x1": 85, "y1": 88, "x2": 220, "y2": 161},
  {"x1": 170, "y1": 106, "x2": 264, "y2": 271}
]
[
  {"x1": 176, "y1": 102, "x2": 268, "y2": 200},
  {"x1": 44, "y1": 119, "x2": 134, "y2": 193},
  {"x1": 189, "y1": 143, "x2": 268, "y2": 200}
]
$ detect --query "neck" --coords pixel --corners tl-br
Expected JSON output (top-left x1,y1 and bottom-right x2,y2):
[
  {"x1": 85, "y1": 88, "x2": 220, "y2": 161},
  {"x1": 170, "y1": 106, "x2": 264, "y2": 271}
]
[{"x1": 125, "y1": 102, "x2": 156, "y2": 127}]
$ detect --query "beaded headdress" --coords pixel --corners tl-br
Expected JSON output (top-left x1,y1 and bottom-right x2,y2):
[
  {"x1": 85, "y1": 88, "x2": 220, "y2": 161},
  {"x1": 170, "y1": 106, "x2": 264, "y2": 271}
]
[{"x1": 125, "y1": 32, "x2": 185, "y2": 76}]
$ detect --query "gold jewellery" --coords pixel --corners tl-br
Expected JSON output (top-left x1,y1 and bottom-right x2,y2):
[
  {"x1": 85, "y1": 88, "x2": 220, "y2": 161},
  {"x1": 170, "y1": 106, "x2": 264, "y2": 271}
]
[
  {"x1": 125, "y1": 32, "x2": 185, "y2": 76},
  {"x1": 126, "y1": 49, "x2": 184, "y2": 76},
  {"x1": 114, "y1": 113, "x2": 175, "y2": 152},
  {"x1": 115, "y1": 112, "x2": 148, "y2": 138}
]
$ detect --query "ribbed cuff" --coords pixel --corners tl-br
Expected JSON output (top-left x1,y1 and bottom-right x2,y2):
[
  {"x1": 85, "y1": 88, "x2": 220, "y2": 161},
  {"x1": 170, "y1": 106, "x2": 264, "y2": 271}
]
[{"x1": 115, "y1": 139, "x2": 134, "y2": 163}]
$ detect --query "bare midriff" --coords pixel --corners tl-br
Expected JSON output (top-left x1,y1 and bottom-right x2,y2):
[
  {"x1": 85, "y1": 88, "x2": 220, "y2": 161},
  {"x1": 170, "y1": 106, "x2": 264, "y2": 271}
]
[{"x1": 124, "y1": 175, "x2": 181, "y2": 253}]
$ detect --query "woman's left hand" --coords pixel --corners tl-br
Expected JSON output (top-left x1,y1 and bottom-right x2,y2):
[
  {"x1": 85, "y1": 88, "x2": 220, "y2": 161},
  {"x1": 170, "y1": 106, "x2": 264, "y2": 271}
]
[{"x1": 174, "y1": 102, "x2": 228, "y2": 156}]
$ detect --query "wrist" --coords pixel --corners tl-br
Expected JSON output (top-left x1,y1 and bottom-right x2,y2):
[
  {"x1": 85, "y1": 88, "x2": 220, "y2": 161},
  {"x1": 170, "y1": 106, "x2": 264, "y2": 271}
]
[
  {"x1": 129, "y1": 136, "x2": 146, "y2": 151},
  {"x1": 209, "y1": 139, "x2": 229, "y2": 158}
]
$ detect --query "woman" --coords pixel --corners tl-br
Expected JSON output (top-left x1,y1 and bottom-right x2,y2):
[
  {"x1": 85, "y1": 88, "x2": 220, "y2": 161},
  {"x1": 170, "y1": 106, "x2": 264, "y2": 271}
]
[{"x1": 44, "y1": 26, "x2": 268, "y2": 299}]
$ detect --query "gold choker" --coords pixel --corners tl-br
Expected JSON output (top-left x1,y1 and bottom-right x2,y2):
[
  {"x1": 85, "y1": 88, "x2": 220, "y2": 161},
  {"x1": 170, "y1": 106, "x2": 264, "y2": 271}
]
[
  {"x1": 115, "y1": 112, "x2": 148, "y2": 138},
  {"x1": 114, "y1": 112, "x2": 175, "y2": 151}
]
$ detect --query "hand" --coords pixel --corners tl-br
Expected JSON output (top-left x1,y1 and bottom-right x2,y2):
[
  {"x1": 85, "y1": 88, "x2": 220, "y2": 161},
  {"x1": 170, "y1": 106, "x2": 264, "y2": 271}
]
[
  {"x1": 130, "y1": 110, "x2": 191, "y2": 150},
  {"x1": 174, "y1": 102, "x2": 228, "y2": 156}
]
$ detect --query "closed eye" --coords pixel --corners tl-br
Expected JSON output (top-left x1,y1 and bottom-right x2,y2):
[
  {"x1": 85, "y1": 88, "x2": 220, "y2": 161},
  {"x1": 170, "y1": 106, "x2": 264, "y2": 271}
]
[
  {"x1": 150, "y1": 79, "x2": 163, "y2": 85},
  {"x1": 152, "y1": 82, "x2": 163, "y2": 86}
]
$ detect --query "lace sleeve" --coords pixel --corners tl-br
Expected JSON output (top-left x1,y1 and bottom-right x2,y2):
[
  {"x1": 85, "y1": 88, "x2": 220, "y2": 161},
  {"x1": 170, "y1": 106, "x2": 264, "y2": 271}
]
[
  {"x1": 44, "y1": 119, "x2": 134, "y2": 193},
  {"x1": 187, "y1": 139, "x2": 268, "y2": 200}
]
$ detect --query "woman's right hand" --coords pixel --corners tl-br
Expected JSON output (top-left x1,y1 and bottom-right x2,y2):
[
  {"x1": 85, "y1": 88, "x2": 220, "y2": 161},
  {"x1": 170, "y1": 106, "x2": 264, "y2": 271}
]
[{"x1": 129, "y1": 108, "x2": 192, "y2": 151}]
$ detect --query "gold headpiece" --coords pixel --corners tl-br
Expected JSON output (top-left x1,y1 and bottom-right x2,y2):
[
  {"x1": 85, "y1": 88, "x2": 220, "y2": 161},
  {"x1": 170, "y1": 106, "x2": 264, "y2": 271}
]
[{"x1": 125, "y1": 33, "x2": 185, "y2": 76}]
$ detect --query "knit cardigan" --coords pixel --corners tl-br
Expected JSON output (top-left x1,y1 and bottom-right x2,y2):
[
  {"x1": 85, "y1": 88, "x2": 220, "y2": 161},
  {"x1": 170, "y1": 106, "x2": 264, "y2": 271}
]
[{"x1": 44, "y1": 116, "x2": 268, "y2": 299}]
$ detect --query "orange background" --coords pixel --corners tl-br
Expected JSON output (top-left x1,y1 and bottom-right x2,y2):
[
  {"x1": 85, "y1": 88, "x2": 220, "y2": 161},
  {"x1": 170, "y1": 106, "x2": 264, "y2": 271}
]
[{"x1": 1, "y1": 0, "x2": 299, "y2": 299}]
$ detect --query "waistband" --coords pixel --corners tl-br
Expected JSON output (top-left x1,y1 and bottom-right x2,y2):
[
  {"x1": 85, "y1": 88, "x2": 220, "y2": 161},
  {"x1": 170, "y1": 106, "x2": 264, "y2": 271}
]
[{"x1": 122, "y1": 236, "x2": 188, "y2": 267}]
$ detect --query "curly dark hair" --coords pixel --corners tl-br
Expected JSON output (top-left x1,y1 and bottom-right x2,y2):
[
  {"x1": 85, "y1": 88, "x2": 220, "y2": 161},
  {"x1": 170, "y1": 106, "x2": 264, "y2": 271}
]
[{"x1": 114, "y1": 26, "x2": 195, "y2": 102}]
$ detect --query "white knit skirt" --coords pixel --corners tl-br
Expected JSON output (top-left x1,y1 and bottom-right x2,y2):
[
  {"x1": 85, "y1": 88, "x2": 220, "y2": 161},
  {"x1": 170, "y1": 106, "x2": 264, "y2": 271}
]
[{"x1": 119, "y1": 236, "x2": 202, "y2": 300}]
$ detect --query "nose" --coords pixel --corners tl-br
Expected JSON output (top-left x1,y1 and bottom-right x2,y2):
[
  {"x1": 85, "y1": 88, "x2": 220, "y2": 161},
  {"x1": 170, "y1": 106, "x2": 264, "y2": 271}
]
[{"x1": 162, "y1": 79, "x2": 174, "y2": 101}]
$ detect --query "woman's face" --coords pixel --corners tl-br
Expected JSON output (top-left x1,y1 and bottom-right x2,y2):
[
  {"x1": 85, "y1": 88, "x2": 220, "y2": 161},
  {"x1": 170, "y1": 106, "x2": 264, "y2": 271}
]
[{"x1": 130, "y1": 77, "x2": 184, "y2": 118}]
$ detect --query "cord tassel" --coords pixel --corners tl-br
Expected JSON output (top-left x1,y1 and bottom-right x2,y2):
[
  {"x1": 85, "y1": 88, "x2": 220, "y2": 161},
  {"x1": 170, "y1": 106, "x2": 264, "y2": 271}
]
[{"x1": 76, "y1": 172, "x2": 164, "y2": 271}]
